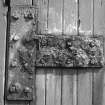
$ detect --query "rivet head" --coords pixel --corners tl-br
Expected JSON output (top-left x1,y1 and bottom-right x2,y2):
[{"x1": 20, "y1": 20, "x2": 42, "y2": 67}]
[
  {"x1": 89, "y1": 42, "x2": 95, "y2": 48},
  {"x1": 12, "y1": 11, "x2": 20, "y2": 20},
  {"x1": 28, "y1": 76, "x2": 33, "y2": 79},
  {"x1": 10, "y1": 33, "x2": 20, "y2": 41},
  {"x1": 9, "y1": 82, "x2": 22, "y2": 93},
  {"x1": 10, "y1": 60, "x2": 18, "y2": 68},
  {"x1": 24, "y1": 11, "x2": 34, "y2": 20},
  {"x1": 9, "y1": 85, "x2": 16, "y2": 93},
  {"x1": 24, "y1": 63, "x2": 28, "y2": 67},
  {"x1": 24, "y1": 87, "x2": 32, "y2": 93},
  {"x1": 15, "y1": 82, "x2": 22, "y2": 93}
]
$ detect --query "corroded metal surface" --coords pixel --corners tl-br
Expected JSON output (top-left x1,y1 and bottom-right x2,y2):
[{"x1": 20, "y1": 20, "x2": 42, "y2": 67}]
[
  {"x1": 7, "y1": 6, "x2": 37, "y2": 100},
  {"x1": 35, "y1": 35, "x2": 104, "y2": 67},
  {"x1": 7, "y1": 35, "x2": 35, "y2": 100},
  {"x1": 10, "y1": 6, "x2": 37, "y2": 43}
]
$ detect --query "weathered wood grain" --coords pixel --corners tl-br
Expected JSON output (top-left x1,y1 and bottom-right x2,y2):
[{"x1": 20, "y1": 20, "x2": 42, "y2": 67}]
[
  {"x1": 93, "y1": 69, "x2": 104, "y2": 105},
  {"x1": 103, "y1": 68, "x2": 105, "y2": 105},
  {"x1": 79, "y1": 0, "x2": 92, "y2": 35},
  {"x1": 93, "y1": 35, "x2": 105, "y2": 105},
  {"x1": 62, "y1": 70, "x2": 73, "y2": 105},
  {"x1": 34, "y1": 0, "x2": 48, "y2": 34},
  {"x1": 94, "y1": 0, "x2": 105, "y2": 35},
  {"x1": 63, "y1": 0, "x2": 77, "y2": 35},
  {"x1": 77, "y1": 0, "x2": 93, "y2": 105},
  {"x1": 73, "y1": 70, "x2": 77, "y2": 105},
  {"x1": 103, "y1": 39, "x2": 105, "y2": 105},
  {"x1": 10, "y1": 0, "x2": 32, "y2": 6},
  {"x1": 35, "y1": 69, "x2": 46, "y2": 105},
  {"x1": 62, "y1": 69, "x2": 77, "y2": 105},
  {"x1": 48, "y1": 0, "x2": 63, "y2": 34},
  {"x1": 46, "y1": 69, "x2": 61, "y2": 105},
  {"x1": 93, "y1": 0, "x2": 105, "y2": 104},
  {"x1": 78, "y1": 69, "x2": 92, "y2": 105},
  {"x1": 0, "y1": 1, "x2": 7, "y2": 105}
]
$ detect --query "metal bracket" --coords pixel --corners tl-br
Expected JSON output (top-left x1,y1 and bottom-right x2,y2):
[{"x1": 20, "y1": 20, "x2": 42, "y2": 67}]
[
  {"x1": 35, "y1": 35, "x2": 104, "y2": 67},
  {"x1": 7, "y1": 6, "x2": 37, "y2": 100}
]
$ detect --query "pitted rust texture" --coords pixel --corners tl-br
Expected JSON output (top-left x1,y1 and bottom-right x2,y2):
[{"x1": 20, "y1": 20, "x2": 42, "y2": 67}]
[
  {"x1": 7, "y1": 7, "x2": 37, "y2": 100},
  {"x1": 10, "y1": 6, "x2": 37, "y2": 43},
  {"x1": 7, "y1": 32, "x2": 36, "y2": 100},
  {"x1": 36, "y1": 35, "x2": 104, "y2": 67}
]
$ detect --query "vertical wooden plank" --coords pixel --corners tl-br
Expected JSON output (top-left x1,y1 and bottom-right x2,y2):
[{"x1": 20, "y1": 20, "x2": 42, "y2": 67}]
[
  {"x1": 93, "y1": 33, "x2": 105, "y2": 105},
  {"x1": 62, "y1": 69, "x2": 77, "y2": 105},
  {"x1": 103, "y1": 69, "x2": 105, "y2": 105},
  {"x1": 78, "y1": 69, "x2": 92, "y2": 105},
  {"x1": 103, "y1": 38, "x2": 105, "y2": 105},
  {"x1": 62, "y1": 1, "x2": 78, "y2": 105},
  {"x1": 94, "y1": 0, "x2": 105, "y2": 35},
  {"x1": 48, "y1": 0, "x2": 63, "y2": 34},
  {"x1": 93, "y1": 0, "x2": 105, "y2": 105},
  {"x1": 62, "y1": 70, "x2": 73, "y2": 105},
  {"x1": 0, "y1": 1, "x2": 7, "y2": 105},
  {"x1": 78, "y1": 0, "x2": 93, "y2": 105},
  {"x1": 73, "y1": 70, "x2": 77, "y2": 105},
  {"x1": 33, "y1": 0, "x2": 48, "y2": 34},
  {"x1": 79, "y1": 0, "x2": 93, "y2": 35},
  {"x1": 35, "y1": 69, "x2": 45, "y2": 105},
  {"x1": 63, "y1": 0, "x2": 77, "y2": 35},
  {"x1": 46, "y1": 69, "x2": 61, "y2": 105},
  {"x1": 93, "y1": 69, "x2": 104, "y2": 105},
  {"x1": 63, "y1": 0, "x2": 78, "y2": 104}
]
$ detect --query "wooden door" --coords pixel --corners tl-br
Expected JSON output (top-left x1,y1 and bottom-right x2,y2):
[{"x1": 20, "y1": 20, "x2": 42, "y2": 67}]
[{"x1": 4, "y1": 0, "x2": 105, "y2": 105}]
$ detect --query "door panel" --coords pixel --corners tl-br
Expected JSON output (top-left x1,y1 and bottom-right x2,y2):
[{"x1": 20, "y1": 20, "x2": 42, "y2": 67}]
[{"x1": 5, "y1": 0, "x2": 105, "y2": 105}]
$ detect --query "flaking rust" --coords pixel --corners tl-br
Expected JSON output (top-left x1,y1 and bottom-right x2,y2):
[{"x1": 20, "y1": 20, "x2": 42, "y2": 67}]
[
  {"x1": 7, "y1": 6, "x2": 37, "y2": 100},
  {"x1": 35, "y1": 35, "x2": 104, "y2": 67}
]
